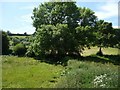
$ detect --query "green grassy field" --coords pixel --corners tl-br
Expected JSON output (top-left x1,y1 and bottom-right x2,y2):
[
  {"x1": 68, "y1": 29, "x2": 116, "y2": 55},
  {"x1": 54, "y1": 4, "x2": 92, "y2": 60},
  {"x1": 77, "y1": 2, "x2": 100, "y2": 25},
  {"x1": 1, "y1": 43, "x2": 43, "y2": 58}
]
[
  {"x1": 10, "y1": 36, "x2": 29, "y2": 39},
  {"x1": 82, "y1": 47, "x2": 119, "y2": 56},
  {"x1": 2, "y1": 56, "x2": 63, "y2": 88},
  {"x1": 2, "y1": 47, "x2": 120, "y2": 88}
]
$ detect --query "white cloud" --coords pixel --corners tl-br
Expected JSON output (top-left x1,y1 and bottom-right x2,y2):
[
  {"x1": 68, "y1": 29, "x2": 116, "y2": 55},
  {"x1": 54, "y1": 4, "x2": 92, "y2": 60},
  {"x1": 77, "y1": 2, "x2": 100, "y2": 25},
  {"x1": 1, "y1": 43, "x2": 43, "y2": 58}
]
[
  {"x1": 113, "y1": 26, "x2": 119, "y2": 28},
  {"x1": 95, "y1": 2, "x2": 118, "y2": 20}
]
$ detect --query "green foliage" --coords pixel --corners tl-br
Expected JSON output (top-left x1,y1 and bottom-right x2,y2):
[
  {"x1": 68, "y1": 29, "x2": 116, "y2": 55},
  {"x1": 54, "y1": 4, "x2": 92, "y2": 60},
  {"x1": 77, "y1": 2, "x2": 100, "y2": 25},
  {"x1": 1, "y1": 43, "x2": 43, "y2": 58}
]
[
  {"x1": 13, "y1": 43, "x2": 27, "y2": 56},
  {"x1": 25, "y1": 35, "x2": 37, "y2": 57},
  {"x1": 78, "y1": 7, "x2": 97, "y2": 27},
  {"x1": 30, "y1": 2, "x2": 101, "y2": 58},
  {"x1": 11, "y1": 36, "x2": 30, "y2": 46},
  {"x1": 75, "y1": 26, "x2": 95, "y2": 48},
  {"x1": 30, "y1": 2, "x2": 119, "y2": 58},
  {"x1": 95, "y1": 20, "x2": 114, "y2": 47},
  {"x1": 32, "y1": 2, "x2": 80, "y2": 29},
  {"x1": 29, "y1": 24, "x2": 75, "y2": 56},
  {"x1": 114, "y1": 28, "x2": 120, "y2": 48},
  {"x1": 29, "y1": 24, "x2": 96, "y2": 57},
  {"x1": 12, "y1": 37, "x2": 20, "y2": 46},
  {"x1": 8, "y1": 36, "x2": 30, "y2": 56},
  {"x1": 26, "y1": 44, "x2": 35, "y2": 57},
  {"x1": 2, "y1": 31, "x2": 10, "y2": 55},
  {"x1": 94, "y1": 20, "x2": 115, "y2": 55}
]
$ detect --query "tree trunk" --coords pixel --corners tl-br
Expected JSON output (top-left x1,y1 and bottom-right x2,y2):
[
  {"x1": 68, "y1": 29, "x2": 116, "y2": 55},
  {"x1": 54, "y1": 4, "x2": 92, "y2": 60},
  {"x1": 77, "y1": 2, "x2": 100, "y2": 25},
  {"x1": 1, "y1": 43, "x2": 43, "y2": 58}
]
[
  {"x1": 99, "y1": 47, "x2": 102, "y2": 53},
  {"x1": 97, "y1": 46, "x2": 103, "y2": 56}
]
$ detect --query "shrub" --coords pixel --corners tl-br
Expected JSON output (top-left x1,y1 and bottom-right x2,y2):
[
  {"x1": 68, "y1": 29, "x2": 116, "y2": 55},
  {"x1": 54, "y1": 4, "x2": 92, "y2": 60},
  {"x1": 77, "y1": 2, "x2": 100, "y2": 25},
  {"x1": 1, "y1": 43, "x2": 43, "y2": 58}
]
[
  {"x1": 13, "y1": 43, "x2": 27, "y2": 56},
  {"x1": 26, "y1": 45, "x2": 35, "y2": 57},
  {"x1": 2, "y1": 31, "x2": 10, "y2": 55},
  {"x1": 12, "y1": 37, "x2": 20, "y2": 46}
]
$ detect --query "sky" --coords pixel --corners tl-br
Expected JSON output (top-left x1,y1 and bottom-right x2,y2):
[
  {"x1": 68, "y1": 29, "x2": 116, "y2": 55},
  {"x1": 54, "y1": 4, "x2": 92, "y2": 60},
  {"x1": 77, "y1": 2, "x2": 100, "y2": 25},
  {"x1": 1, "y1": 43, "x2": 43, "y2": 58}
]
[{"x1": 0, "y1": 0, "x2": 119, "y2": 34}]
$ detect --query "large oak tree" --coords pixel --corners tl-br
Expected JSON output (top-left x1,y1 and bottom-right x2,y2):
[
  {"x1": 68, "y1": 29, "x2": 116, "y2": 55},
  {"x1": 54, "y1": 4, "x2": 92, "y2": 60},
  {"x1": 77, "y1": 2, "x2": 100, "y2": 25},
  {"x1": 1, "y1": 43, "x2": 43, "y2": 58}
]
[{"x1": 27, "y1": 2, "x2": 115, "y2": 58}]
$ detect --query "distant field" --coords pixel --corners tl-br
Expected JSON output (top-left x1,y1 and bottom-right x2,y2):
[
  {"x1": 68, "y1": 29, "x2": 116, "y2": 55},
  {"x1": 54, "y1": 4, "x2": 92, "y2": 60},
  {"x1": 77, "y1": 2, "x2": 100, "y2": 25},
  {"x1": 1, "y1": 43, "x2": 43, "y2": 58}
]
[
  {"x1": 2, "y1": 47, "x2": 119, "y2": 88},
  {"x1": 10, "y1": 36, "x2": 29, "y2": 38}
]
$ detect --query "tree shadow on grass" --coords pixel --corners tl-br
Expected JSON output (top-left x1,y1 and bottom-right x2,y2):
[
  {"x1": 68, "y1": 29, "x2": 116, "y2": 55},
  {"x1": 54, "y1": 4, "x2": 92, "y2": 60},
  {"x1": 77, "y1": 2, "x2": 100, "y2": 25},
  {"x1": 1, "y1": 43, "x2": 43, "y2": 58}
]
[
  {"x1": 34, "y1": 54, "x2": 83, "y2": 66},
  {"x1": 34, "y1": 54, "x2": 120, "y2": 66},
  {"x1": 34, "y1": 56, "x2": 68, "y2": 66},
  {"x1": 103, "y1": 55, "x2": 120, "y2": 65},
  {"x1": 79, "y1": 55, "x2": 120, "y2": 65}
]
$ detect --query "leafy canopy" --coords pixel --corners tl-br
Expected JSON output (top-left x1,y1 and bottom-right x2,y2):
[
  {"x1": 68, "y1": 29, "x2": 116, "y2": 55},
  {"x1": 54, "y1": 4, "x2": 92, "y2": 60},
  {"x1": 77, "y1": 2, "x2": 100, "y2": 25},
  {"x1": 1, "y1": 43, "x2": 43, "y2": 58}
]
[
  {"x1": 32, "y1": 2, "x2": 80, "y2": 29},
  {"x1": 27, "y1": 2, "x2": 115, "y2": 58}
]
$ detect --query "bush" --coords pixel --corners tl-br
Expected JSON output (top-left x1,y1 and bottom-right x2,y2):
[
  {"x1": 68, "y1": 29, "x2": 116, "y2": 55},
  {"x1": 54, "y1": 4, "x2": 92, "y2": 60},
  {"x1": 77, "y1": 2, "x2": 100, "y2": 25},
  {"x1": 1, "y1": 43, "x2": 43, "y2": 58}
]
[
  {"x1": 26, "y1": 45, "x2": 35, "y2": 57},
  {"x1": 2, "y1": 31, "x2": 10, "y2": 55},
  {"x1": 12, "y1": 37, "x2": 20, "y2": 46},
  {"x1": 13, "y1": 43, "x2": 27, "y2": 56}
]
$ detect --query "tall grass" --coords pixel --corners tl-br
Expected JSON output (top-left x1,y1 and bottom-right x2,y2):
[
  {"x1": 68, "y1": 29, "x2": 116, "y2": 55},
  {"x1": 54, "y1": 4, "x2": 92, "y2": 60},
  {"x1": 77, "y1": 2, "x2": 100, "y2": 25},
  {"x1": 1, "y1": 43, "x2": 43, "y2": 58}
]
[
  {"x1": 2, "y1": 56, "x2": 63, "y2": 88},
  {"x1": 55, "y1": 60, "x2": 118, "y2": 88}
]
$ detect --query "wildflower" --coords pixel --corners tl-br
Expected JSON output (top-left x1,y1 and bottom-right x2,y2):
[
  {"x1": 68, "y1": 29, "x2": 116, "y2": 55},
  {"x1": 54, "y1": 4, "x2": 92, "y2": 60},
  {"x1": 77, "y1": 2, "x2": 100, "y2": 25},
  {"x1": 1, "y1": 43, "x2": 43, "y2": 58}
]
[{"x1": 93, "y1": 74, "x2": 107, "y2": 87}]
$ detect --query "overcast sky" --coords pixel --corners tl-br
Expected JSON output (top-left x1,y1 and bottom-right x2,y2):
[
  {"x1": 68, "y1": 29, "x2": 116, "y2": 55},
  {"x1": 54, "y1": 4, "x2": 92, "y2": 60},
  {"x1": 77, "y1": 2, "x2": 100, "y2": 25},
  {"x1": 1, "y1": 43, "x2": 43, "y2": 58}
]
[{"x1": 0, "y1": 0, "x2": 119, "y2": 34}]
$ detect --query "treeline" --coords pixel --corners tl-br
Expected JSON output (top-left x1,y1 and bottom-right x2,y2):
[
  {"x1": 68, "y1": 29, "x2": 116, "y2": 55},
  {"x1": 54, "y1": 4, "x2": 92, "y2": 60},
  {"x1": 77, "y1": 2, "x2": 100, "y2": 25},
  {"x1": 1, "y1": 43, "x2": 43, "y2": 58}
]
[
  {"x1": 8, "y1": 33, "x2": 30, "y2": 36},
  {"x1": 7, "y1": 31, "x2": 31, "y2": 36}
]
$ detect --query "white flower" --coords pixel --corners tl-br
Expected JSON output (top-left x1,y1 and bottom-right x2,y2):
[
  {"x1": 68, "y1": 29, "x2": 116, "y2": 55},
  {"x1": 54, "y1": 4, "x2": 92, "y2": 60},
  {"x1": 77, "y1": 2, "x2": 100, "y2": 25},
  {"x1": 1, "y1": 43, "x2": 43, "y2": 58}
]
[
  {"x1": 100, "y1": 84, "x2": 105, "y2": 87},
  {"x1": 93, "y1": 74, "x2": 107, "y2": 87}
]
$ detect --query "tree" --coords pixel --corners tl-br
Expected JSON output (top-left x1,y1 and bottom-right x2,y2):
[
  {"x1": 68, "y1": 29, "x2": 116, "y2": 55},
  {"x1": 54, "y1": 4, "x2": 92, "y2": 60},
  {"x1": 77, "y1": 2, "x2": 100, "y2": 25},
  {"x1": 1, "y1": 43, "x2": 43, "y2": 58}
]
[
  {"x1": 30, "y1": 2, "x2": 116, "y2": 58},
  {"x1": 114, "y1": 28, "x2": 120, "y2": 49},
  {"x1": 75, "y1": 25, "x2": 96, "y2": 49},
  {"x1": 95, "y1": 20, "x2": 114, "y2": 55},
  {"x1": 31, "y1": 2, "x2": 80, "y2": 30},
  {"x1": 28, "y1": 2, "x2": 100, "y2": 58},
  {"x1": 27, "y1": 23, "x2": 97, "y2": 58},
  {"x1": 24, "y1": 32, "x2": 27, "y2": 35},
  {"x1": 7, "y1": 30, "x2": 12, "y2": 35},
  {"x1": 2, "y1": 31, "x2": 10, "y2": 55}
]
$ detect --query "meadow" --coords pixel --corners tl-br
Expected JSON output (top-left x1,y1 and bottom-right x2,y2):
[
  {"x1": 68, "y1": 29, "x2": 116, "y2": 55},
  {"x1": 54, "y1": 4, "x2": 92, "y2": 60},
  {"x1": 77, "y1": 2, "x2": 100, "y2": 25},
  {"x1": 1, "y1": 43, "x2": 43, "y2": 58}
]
[
  {"x1": 2, "y1": 1, "x2": 120, "y2": 88},
  {"x1": 2, "y1": 47, "x2": 120, "y2": 88}
]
